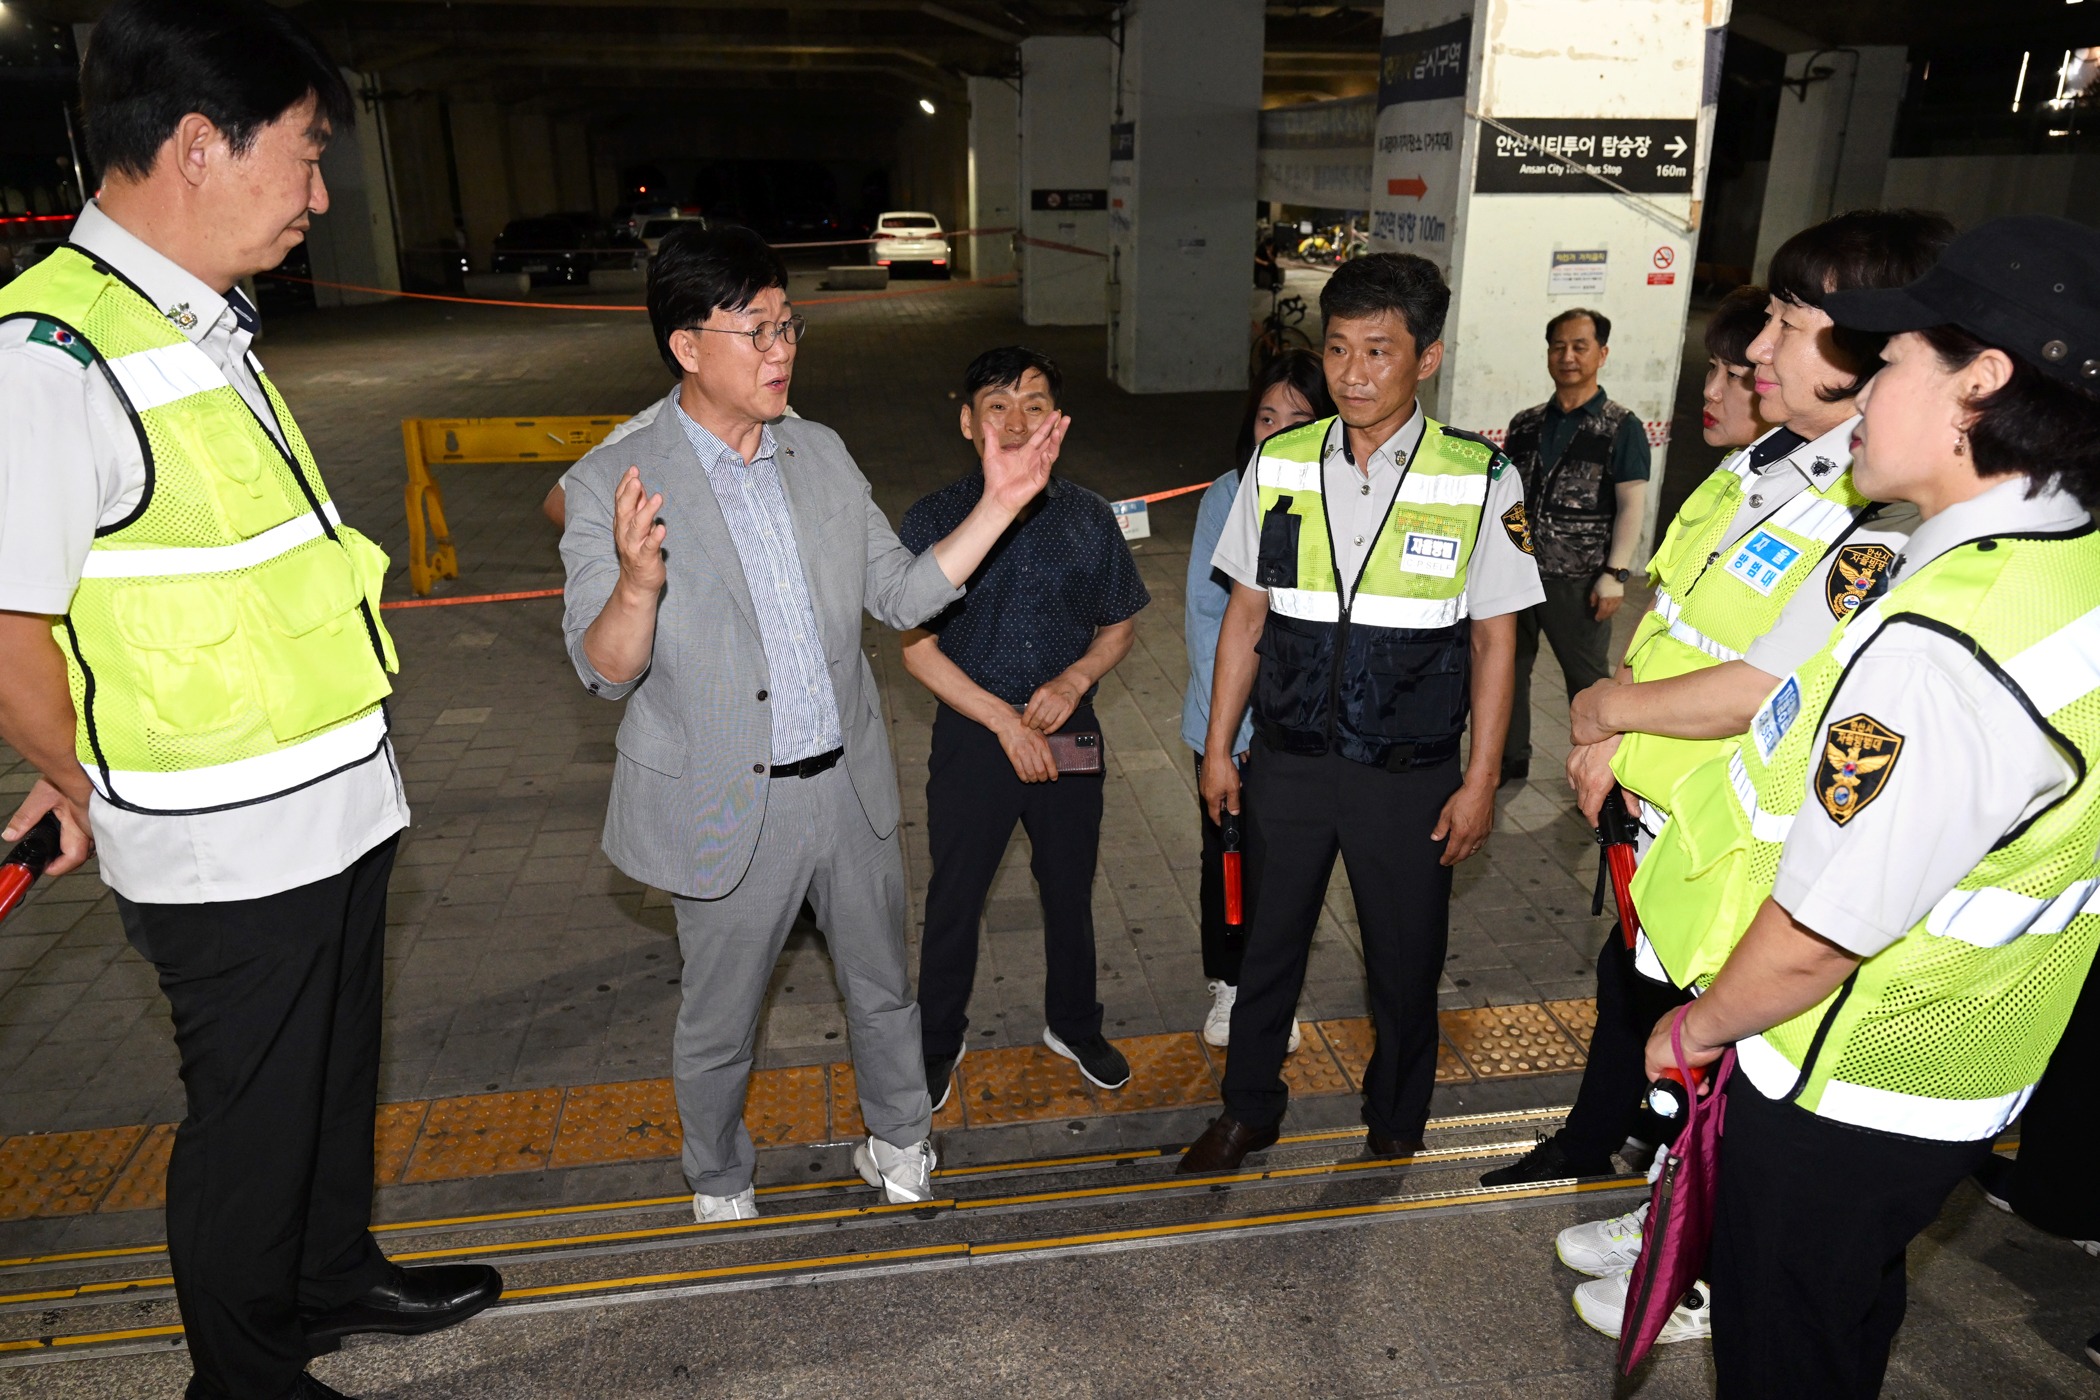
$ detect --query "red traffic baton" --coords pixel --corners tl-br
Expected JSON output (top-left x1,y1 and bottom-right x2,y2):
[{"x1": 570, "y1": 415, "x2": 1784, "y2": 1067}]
[
  {"x1": 0, "y1": 813, "x2": 63, "y2": 926},
  {"x1": 1593, "y1": 789, "x2": 1643, "y2": 949},
  {"x1": 1220, "y1": 807, "x2": 1245, "y2": 926}
]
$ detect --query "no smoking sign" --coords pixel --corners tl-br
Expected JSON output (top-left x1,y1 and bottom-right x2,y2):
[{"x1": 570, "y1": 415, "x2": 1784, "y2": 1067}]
[{"x1": 1649, "y1": 244, "x2": 1678, "y2": 286}]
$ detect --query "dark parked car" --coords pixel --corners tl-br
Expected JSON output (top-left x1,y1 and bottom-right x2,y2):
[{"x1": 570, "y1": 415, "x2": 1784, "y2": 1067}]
[{"x1": 491, "y1": 215, "x2": 641, "y2": 286}]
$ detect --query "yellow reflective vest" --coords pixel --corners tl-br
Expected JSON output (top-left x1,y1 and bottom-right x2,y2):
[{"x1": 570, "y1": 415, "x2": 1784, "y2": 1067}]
[{"x1": 0, "y1": 246, "x2": 397, "y2": 814}]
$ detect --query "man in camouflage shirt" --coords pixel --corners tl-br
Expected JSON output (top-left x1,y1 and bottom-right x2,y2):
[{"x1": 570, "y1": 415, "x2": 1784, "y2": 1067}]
[{"x1": 1499, "y1": 308, "x2": 1650, "y2": 784}]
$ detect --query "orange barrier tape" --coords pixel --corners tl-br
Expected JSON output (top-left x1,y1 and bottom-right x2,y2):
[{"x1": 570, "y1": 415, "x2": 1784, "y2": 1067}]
[
  {"x1": 1126, "y1": 481, "x2": 1215, "y2": 505},
  {"x1": 379, "y1": 588, "x2": 562, "y2": 611},
  {"x1": 1015, "y1": 233, "x2": 1110, "y2": 260}
]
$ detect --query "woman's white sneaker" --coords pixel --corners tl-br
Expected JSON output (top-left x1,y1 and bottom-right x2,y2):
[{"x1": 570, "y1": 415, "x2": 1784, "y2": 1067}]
[
  {"x1": 1571, "y1": 1268, "x2": 1712, "y2": 1343},
  {"x1": 854, "y1": 1134, "x2": 938, "y2": 1204},
  {"x1": 692, "y1": 1187, "x2": 758, "y2": 1223},
  {"x1": 1556, "y1": 1202, "x2": 1649, "y2": 1276},
  {"x1": 1203, "y1": 981, "x2": 1237, "y2": 1047}
]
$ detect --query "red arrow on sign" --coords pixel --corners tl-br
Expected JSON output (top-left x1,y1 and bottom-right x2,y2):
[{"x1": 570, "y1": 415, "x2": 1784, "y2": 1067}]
[{"x1": 1387, "y1": 177, "x2": 1428, "y2": 199}]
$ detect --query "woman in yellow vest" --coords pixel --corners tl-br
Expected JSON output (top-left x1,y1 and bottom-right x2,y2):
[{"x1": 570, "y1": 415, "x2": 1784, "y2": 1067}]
[{"x1": 1647, "y1": 215, "x2": 2100, "y2": 1398}]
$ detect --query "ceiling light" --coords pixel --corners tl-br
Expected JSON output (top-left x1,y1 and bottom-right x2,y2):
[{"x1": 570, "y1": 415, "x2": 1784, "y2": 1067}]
[{"x1": 919, "y1": 98, "x2": 937, "y2": 115}]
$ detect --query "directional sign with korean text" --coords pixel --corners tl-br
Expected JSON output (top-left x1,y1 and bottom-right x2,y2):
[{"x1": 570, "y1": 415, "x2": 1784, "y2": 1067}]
[
  {"x1": 1473, "y1": 119, "x2": 1697, "y2": 195},
  {"x1": 1370, "y1": 16, "x2": 1470, "y2": 268}
]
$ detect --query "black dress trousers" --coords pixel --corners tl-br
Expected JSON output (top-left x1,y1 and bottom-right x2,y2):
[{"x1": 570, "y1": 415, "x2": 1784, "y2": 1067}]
[
  {"x1": 1553, "y1": 926, "x2": 1691, "y2": 1162},
  {"x1": 1194, "y1": 750, "x2": 1246, "y2": 986},
  {"x1": 1707, "y1": 1076, "x2": 1993, "y2": 1400},
  {"x1": 917, "y1": 703, "x2": 1106, "y2": 1062},
  {"x1": 1221, "y1": 739, "x2": 1462, "y2": 1143},
  {"x1": 2003, "y1": 954, "x2": 2100, "y2": 1240},
  {"x1": 118, "y1": 835, "x2": 399, "y2": 1400}
]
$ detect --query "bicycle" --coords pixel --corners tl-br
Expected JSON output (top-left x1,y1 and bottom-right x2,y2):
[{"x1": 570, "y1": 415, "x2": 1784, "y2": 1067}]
[{"x1": 1250, "y1": 290, "x2": 1314, "y2": 380}]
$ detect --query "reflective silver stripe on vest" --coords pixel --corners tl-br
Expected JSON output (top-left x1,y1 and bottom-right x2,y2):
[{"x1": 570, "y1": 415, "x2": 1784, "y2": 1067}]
[
  {"x1": 90, "y1": 708, "x2": 388, "y2": 812},
  {"x1": 1397, "y1": 472, "x2": 1487, "y2": 507},
  {"x1": 2003, "y1": 601, "x2": 2100, "y2": 715},
  {"x1": 1260, "y1": 456, "x2": 1322, "y2": 493},
  {"x1": 1650, "y1": 583, "x2": 1744, "y2": 662},
  {"x1": 104, "y1": 340, "x2": 224, "y2": 412},
  {"x1": 1735, "y1": 1031, "x2": 2036, "y2": 1141},
  {"x1": 1268, "y1": 587, "x2": 1341, "y2": 622},
  {"x1": 1765, "y1": 490, "x2": 1856, "y2": 544},
  {"x1": 1729, "y1": 748, "x2": 1795, "y2": 842},
  {"x1": 1267, "y1": 585, "x2": 1467, "y2": 630},
  {"x1": 79, "y1": 501, "x2": 344, "y2": 579},
  {"x1": 1926, "y1": 880, "x2": 2100, "y2": 948}
]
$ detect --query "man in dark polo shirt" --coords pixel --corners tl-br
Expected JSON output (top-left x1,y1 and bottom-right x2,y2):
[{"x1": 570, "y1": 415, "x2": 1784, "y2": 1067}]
[
  {"x1": 1500, "y1": 307, "x2": 1650, "y2": 783},
  {"x1": 900, "y1": 346, "x2": 1151, "y2": 1101}
]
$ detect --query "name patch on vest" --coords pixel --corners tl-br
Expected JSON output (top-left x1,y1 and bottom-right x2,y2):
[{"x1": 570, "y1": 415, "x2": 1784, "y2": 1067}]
[
  {"x1": 1723, "y1": 528, "x2": 1802, "y2": 596},
  {"x1": 1817, "y1": 713, "x2": 1903, "y2": 826},
  {"x1": 1825, "y1": 543, "x2": 1895, "y2": 619},
  {"x1": 1751, "y1": 675, "x2": 1801, "y2": 763},
  {"x1": 1400, "y1": 531, "x2": 1462, "y2": 578}
]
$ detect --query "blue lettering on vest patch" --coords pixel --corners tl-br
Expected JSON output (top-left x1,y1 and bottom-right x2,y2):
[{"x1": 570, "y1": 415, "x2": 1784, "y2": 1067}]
[
  {"x1": 1752, "y1": 675, "x2": 1801, "y2": 763},
  {"x1": 1723, "y1": 528, "x2": 1801, "y2": 596},
  {"x1": 1400, "y1": 531, "x2": 1461, "y2": 578}
]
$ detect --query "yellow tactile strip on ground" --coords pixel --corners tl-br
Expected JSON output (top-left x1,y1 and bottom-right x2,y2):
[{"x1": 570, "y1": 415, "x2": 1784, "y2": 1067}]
[{"x1": 0, "y1": 999, "x2": 1596, "y2": 1218}]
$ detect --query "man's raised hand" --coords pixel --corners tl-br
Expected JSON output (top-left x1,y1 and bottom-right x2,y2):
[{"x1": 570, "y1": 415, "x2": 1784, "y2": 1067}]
[
  {"x1": 613, "y1": 466, "x2": 667, "y2": 599},
  {"x1": 981, "y1": 410, "x2": 1068, "y2": 515}
]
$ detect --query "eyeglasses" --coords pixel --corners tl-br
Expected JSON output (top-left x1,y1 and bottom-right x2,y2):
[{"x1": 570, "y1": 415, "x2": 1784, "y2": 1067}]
[{"x1": 684, "y1": 314, "x2": 807, "y2": 353}]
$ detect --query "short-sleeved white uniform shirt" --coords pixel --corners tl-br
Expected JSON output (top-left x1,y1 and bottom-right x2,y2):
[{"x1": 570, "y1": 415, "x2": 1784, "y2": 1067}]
[{"x1": 0, "y1": 203, "x2": 407, "y2": 903}]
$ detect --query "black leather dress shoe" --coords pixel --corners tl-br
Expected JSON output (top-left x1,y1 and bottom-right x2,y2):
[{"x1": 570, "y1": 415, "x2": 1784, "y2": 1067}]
[
  {"x1": 1365, "y1": 1130, "x2": 1423, "y2": 1159},
  {"x1": 302, "y1": 1264, "x2": 502, "y2": 1348},
  {"x1": 286, "y1": 1374, "x2": 358, "y2": 1399},
  {"x1": 1175, "y1": 1113, "x2": 1281, "y2": 1175}
]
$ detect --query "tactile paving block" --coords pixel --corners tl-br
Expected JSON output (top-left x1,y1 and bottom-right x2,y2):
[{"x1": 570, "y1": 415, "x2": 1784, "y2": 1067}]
[
  {"x1": 100, "y1": 1123, "x2": 176, "y2": 1213},
  {"x1": 404, "y1": 1088, "x2": 562, "y2": 1182},
  {"x1": 1099, "y1": 1033, "x2": 1220, "y2": 1114},
  {"x1": 0, "y1": 1126, "x2": 146, "y2": 1220},
  {"x1": 1436, "y1": 1033, "x2": 1474, "y2": 1084},
  {"x1": 955, "y1": 1045, "x2": 1097, "y2": 1126},
  {"x1": 1203, "y1": 1024, "x2": 1353, "y2": 1099},
  {"x1": 743, "y1": 1065, "x2": 830, "y2": 1147},
  {"x1": 1440, "y1": 1004, "x2": 1586, "y2": 1079},
  {"x1": 551, "y1": 1080, "x2": 681, "y2": 1168},
  {"x1": 831, "y1": 1062, "x2": 962, "y2": 1143},
  {"x1": 1315, "y1": 1018, "x2": 1375, "y2": 1091},
  {"x1": 374, "y1": 1102, "x2": 430, "y2": 1185},
  {"x1": 1544, "y1": 998, "x2": 1600, "y2": 1054}
]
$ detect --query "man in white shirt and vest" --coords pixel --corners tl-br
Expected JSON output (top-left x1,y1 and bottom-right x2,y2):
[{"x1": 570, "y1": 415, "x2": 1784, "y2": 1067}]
[
  {"x1": 0, "y1": 4, "x2": 496, "y2": 1396},
  {"x1": 1181, "y1": 254, "x2": 1545, "y2": 1172}
]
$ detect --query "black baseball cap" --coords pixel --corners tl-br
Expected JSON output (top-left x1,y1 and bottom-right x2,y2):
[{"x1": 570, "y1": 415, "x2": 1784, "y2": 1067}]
[{"x1": 1823, "y1": 214, "x2": 2100, "y2": 391}]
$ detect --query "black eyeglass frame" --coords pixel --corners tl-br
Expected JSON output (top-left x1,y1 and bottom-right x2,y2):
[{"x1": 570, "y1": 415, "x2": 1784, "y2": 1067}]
[{"x1": 681, "y1": 314, "x2": 808, "y2": 352}]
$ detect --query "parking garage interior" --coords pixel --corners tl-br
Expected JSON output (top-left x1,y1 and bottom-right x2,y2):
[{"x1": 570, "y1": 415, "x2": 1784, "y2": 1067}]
[{"x1": 1, "y1": 1, "x2": 2098, "y2": 1397}]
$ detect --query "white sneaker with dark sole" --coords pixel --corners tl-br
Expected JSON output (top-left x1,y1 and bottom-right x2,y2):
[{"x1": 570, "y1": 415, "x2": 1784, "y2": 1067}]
[
  {"x1": 1203, "y1": 981, "x2": 1236, "y2": 1047},
  {"x1": 853, "y1": 1134, "x2": 937, "y2": 1204},
  {"x1": 692, "y1": 1187, "x2": 758, "y2": 1224},
  {"x1": 1571, "y1": 1267, "x2": 1711, "y2": 1344},
  {"x1": 1557, "y1": 1202, "x2": 1649, "y2": 1277}
]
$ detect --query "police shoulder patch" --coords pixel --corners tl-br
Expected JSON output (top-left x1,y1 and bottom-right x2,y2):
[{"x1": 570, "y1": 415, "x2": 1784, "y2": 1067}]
[
  {"x1": 1500, "y1": 500, "x2": 1534, "y2": 555},
  {"x1": 1825, "y1": 542, "x2": 1895, "y2": 619},
  {"x1": 28, "y1": 320, "x2": 93, "y2": 368},
  {"x1": 1816, "y1": 712, "x2": 1903, "y2": 826}
]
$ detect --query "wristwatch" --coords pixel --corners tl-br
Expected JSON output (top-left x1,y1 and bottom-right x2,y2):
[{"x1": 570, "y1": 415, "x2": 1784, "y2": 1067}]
[{"x1": 1603, "y1": 567, "x2": 1631, "y2": 583}]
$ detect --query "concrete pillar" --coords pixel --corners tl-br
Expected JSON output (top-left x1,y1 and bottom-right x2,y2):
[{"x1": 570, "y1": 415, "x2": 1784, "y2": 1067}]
[
  {"x1": 967, "y1": 76, "x2": 1018, "y2": 281},
  {"x1": 552, "y1": 121, "x2": 594, "y2": 212},
  {"x1": 304, "y1": 70, "x2": 400, "y2": 306},
  {"x1": 1375, "y1": 0, "x2": 1727, "y2": 552},
  {"x1": 1105, "y1": 0, "x2": 1265, "y2": 394},
  {"x1": 1017, "y1": 36, "x2": 1112, "y2": 326},
  {"x1": 449, "y1": 101, "x2": 511, "y2": 268},
  {"x1": 506, "y1": 110, "x2": 560, "y2": 217},
  {"x1": 1751, "y1": 46, "x2": 1907, "y2": 282}
]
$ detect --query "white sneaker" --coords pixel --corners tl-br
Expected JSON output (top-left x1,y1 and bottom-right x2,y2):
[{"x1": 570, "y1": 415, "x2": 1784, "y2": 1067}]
[
  {"x1": 1571, "y1": 1267, "x2": 1712, "y2": 1344},
  {"x1": 1203, "y1": 981, "x2": 1237, "y2": 1047},
  {"x1": 854, "y1": 1134, "x2": 938, "y2": 1204},
  {"x1": 692, "y1": 1186, "x2": 758, "y2": 1224},
  {"x1": 1288, "y1": 1016, "x2": 1302, "y2": 1053},
  {"x1": 1557, "y1": 1202, "x2": 1649, "y2": 1277}
]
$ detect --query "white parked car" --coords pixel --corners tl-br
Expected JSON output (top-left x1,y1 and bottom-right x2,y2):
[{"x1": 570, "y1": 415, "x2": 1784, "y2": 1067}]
[
  {"x1": 639, "y1": 214, "x2": 707, "y2": 254},
  {"x1": 868, "y1": 211, "x2": 951, "y2": 278}
]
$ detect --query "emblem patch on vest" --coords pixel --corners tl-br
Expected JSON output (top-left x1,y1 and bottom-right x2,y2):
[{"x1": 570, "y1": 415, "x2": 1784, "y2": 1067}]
[
  {"x1": 1401, "y1": 531, "x2": 1461, "y2": 578},
  {"x1": 1723, "y1": 527, "x2": 1802, "y2": 596},
  {"x1": 28, "y1": 320, "x2": 92, "y2": 367},
  {"x1": 1825, "y1": 543, "x2": 1894, "y2": 619},
  {"x1": 1817, "y1": 713, "x2": 1903, "y2": 826},
  {"x1": 1500, "y1": 501, "x2": 1534, "y2": 555}
]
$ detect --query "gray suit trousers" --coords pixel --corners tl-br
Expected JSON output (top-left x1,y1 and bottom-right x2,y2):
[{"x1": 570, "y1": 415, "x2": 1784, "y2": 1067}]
[{"x1": 671, "y1": 763, "x2": 932, "y2": 1195}]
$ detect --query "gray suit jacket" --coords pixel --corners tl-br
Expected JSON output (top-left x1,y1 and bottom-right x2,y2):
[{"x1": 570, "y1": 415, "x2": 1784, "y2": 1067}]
[{"x1": 561, "y1": 387, "x2": 962, "y2": 898}]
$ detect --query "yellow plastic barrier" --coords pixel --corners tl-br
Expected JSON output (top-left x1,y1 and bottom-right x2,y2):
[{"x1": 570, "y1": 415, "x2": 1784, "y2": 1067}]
[{"x1": 401, "y1": 415, "x2": 630, "y2": 595}]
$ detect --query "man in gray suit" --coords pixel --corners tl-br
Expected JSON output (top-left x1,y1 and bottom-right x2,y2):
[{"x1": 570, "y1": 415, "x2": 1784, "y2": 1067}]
[{"x1": 560, "y1": 225, "x2": 1065, "y2": 1220}]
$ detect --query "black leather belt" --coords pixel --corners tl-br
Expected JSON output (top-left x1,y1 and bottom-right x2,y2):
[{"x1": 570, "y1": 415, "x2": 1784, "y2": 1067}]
[{"x1": 771, "y1": 747, "x2": 843, "y2": 779}]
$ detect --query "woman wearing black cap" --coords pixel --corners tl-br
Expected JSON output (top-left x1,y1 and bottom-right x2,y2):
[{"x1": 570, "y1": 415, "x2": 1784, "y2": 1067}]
[{"x1": 1640, "y1": 213, "x2": 2100, "y2": 1397}]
